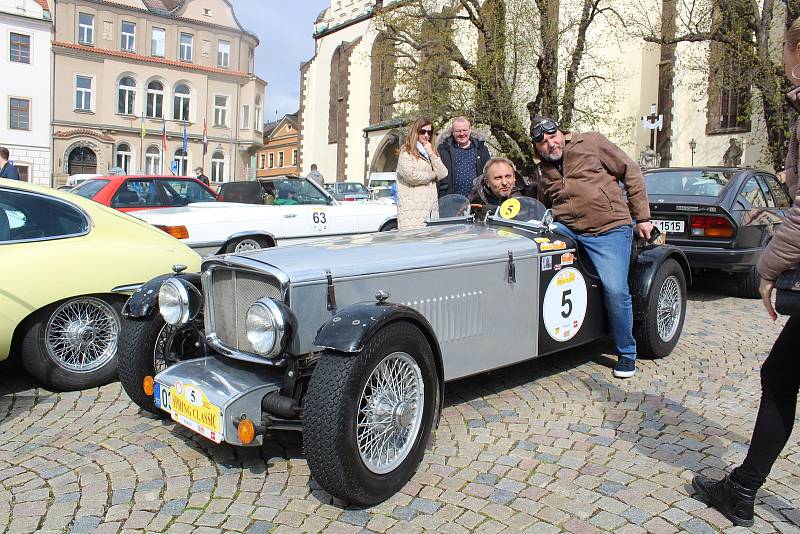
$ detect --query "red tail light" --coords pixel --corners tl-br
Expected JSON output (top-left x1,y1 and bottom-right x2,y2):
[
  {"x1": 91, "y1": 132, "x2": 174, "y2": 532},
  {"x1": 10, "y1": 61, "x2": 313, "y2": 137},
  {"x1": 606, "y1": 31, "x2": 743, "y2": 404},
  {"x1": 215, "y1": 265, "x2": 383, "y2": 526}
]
[{"x1": 690, "y1": 215, "x2": 735, "y2": 238}]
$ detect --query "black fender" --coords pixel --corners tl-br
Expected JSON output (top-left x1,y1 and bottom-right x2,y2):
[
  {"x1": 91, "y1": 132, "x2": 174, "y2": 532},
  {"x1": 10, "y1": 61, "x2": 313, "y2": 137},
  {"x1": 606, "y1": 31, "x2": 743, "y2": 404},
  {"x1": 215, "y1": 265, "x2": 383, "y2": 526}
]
[
  {"x1": 122, "y1": 272, "x2": 202, "y2": 319},
  {"x1": 630, "y1": 245, "x2": 691, "y2": 320},
  {"x1": 314, "y1": 301, "x2": 445, "y2": 412}
]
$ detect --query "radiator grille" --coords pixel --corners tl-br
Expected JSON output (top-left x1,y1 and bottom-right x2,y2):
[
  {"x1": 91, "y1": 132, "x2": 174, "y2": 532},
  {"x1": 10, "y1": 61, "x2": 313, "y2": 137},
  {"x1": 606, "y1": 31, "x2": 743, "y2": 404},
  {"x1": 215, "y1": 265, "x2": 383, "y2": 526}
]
[{"x1": 210, "y1": 269, "x2": 283, "y2": 353}]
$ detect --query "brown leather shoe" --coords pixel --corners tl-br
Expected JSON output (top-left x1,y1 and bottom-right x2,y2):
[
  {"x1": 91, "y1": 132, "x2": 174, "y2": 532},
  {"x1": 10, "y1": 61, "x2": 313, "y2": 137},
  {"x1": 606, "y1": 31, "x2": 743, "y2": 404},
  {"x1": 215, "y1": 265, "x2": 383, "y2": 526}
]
[{"x1": 691, "y1": 473, "x2": 756, "y2": 527}]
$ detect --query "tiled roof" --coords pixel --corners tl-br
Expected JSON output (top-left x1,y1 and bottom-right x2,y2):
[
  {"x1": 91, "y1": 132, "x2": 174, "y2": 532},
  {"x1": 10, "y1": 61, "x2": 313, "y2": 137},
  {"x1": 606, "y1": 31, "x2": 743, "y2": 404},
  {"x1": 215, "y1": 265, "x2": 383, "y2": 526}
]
[
  {"x1": 33, "y1": 0, "x2": 49, "y2": 10},
  {"x1": 53, "y1": 129, "x2": 115, "y2": 142},
  {"x1": 52, "y1": 41, "x2": 253, "y2": 78}
]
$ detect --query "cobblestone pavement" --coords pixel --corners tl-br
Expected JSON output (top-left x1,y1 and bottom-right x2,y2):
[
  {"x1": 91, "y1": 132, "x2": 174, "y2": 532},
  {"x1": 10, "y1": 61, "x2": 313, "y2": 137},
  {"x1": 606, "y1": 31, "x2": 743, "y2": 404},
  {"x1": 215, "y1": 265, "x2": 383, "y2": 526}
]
[{"x1": 1, "y1": 279, "x2": 799, "y2": 534}]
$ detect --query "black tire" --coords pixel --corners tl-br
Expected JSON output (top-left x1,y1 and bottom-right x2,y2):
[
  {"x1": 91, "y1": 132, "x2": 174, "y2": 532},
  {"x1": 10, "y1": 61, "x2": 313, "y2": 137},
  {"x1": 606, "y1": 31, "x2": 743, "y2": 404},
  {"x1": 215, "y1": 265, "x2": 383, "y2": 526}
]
[
  {"x1": 736, "y1": 267, "x2": 760, "y2": 299},
  {"x1": 21, "y1": 296, "x2": 123, "y2": 391},
  {"x1": 379, "y1": 220, "x2": 398, "y2": 232},
  {"x1": 303, "y1": 321, "x2": 439, "y2": 506},
  {"x1": 118, "y1": 317, "x2": 195, "y2": 415},
  {"x1": 634, "y1": 258, "x2": 687, "y2": 359},
  {"x1": 225, "y1": 236, "x2": 271, "y2": 253}
]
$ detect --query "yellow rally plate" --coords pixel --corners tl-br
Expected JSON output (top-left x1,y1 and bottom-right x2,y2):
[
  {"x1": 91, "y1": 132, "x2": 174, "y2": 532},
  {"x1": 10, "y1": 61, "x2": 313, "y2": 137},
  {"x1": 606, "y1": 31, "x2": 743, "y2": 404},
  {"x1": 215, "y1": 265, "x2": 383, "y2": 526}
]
[
  {"x1": 499, "y1": 198, "x2": 521, "y2": 220},
  {"x1": 170, "y1": 383, "x2": 224, "y2": 443}
]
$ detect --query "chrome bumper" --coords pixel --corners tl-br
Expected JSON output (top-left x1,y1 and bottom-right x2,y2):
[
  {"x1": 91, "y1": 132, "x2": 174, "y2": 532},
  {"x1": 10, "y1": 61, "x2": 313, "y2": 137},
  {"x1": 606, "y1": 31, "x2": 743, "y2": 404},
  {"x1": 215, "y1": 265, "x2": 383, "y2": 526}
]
[{"x1": 154, "y1": 356, "x2": 282, "y2": 446}]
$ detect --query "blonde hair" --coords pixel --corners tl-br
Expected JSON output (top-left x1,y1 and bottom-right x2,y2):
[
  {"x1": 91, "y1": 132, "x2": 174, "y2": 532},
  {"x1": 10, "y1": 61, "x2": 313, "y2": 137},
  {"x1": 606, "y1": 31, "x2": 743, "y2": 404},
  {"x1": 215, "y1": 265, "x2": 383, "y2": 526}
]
[
  {"x1": 483, "y1": 156, "x2": 517, "y2": 177},
  {"x1": 788, "y1": 17, "x2": 800, "y2": 51},
  {"x1": 402, "y1": 117, "x2": 438, "y2": 159}
]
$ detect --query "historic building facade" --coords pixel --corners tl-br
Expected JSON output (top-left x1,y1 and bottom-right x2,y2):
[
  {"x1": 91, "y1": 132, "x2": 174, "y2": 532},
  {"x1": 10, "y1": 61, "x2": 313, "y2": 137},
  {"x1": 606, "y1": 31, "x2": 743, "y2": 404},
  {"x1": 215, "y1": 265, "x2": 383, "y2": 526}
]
[
  {"x1": 0, "y1": 0, "x2": 52, "y2": 185},
  {"x1": 299, "y1": 0, "x2": 771, "y2": 185},
  {"x1": 256, "y1": 112, "x2": 300, "y2": 178},
  {"x1": 50, "y1": 0, "x2": 265, "y2": 186}
]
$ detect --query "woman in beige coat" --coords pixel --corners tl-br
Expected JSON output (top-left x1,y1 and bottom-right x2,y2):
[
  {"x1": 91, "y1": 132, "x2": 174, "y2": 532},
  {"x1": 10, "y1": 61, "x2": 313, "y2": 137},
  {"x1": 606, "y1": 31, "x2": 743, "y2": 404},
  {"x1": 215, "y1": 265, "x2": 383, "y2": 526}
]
[{"x1": 396, "y1": 117, "x2": 448, "y2": 230}]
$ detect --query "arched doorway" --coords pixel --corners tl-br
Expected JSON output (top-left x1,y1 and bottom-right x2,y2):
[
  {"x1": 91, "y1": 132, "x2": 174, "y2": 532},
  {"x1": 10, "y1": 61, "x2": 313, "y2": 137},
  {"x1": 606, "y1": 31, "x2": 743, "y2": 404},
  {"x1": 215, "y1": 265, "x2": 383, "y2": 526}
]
[
  {"x1": 370, "y1": 133, "x2": 400, "y2": 174},
  {"x1": 68, "y1": 146, "x2": 97, "y2": 175}
]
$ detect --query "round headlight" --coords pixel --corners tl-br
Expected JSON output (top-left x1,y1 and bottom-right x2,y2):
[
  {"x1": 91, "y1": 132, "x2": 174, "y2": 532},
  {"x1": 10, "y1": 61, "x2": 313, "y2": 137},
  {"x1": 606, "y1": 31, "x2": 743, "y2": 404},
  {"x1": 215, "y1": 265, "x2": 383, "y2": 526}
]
[
  {"x1": 159, "y1": 279, "x2": 188, "y2": 325},
  {"x1": 245, "y1": 298, "x2": 286, "y2": 356}
]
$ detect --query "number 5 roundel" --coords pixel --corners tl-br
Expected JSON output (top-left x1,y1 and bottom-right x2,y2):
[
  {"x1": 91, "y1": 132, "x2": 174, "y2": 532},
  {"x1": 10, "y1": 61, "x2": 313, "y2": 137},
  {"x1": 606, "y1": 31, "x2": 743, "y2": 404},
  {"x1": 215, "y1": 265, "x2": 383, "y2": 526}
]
[{"x1": 543, "y1": 267, "x2": 588, "y2": 342}]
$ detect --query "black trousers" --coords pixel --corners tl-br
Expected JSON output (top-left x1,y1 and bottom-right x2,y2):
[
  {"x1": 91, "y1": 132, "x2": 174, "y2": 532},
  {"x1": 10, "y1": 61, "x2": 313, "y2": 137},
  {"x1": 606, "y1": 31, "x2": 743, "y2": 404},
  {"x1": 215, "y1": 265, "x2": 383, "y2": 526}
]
[{"x1": 732, "y1": 315, "x2": 800, "y2": 490}]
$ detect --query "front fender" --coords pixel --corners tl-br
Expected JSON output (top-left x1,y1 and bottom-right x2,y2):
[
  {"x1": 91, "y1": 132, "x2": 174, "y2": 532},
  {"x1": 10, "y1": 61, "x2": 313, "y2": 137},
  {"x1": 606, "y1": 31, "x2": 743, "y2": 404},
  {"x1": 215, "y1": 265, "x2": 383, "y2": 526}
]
[
  {"x1": 122, "y1": 272, "x2": 202, "y2": 319},
  {"x1": 630, "y1": 245, "x2": 691, "y2": 320},
  {"x1": 314, "y1": 301, "x2": 444, "y2": 408}
]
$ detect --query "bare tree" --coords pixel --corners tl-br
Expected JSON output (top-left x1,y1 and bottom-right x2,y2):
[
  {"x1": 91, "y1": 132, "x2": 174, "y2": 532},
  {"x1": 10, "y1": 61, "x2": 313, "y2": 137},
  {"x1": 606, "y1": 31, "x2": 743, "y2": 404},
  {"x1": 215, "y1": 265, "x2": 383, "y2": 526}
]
[{"x1": 374, "y1": 0, "x2": 624, "y2": 177}]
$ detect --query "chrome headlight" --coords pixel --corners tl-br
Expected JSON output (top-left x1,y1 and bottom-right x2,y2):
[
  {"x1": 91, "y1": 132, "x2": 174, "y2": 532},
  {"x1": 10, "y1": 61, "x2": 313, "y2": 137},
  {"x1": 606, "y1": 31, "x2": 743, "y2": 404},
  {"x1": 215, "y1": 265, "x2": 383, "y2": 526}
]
[
  {"x1": 159, "y1": 279, "x2": 189, "y2": 325},
  {"x1": 246, "y1": 298, "x2": 286, "y2": 357}
]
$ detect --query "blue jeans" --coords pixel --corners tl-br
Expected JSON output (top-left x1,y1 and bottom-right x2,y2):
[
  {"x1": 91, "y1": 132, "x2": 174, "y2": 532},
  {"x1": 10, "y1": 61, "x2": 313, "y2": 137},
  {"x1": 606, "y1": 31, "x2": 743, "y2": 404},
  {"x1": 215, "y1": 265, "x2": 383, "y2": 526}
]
[{"x1": 555, "y1": 223, "x2": 637, "y2": 360}]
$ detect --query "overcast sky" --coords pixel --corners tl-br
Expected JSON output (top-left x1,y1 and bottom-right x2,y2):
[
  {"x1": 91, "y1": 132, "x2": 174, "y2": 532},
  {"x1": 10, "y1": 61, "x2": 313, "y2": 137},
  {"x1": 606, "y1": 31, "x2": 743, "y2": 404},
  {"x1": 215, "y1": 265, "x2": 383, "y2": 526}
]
[{"x1": 233, "y1": 0, "x2": 331, "y2": 124}]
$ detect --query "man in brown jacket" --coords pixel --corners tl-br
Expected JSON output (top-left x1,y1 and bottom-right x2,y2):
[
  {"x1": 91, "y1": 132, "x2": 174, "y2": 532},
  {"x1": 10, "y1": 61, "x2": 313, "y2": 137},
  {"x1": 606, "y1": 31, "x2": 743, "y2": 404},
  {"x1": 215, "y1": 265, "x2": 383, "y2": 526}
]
[{"x1": 532, "y1": 116, "x2": 653, "y2": 378}]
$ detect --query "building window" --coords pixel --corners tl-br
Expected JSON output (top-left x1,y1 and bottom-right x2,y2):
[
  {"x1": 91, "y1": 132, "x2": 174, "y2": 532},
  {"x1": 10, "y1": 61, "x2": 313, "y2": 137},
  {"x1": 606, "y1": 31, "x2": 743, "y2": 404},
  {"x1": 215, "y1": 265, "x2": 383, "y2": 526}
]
[
  {"x1": 116, "y1": 143, "x2": 132, "y2": 174},
  {"x1": 151, "y1": 27, "x2": 165, "y2": 57},
  {"x1": 173, "y1": 148, "x2": 188, "y2": 175},
  {"x1": 75, "y1": 75, "x2": 92, "y2": 111},
  {"x1": 241, "y1": 104, "x2": 249, "y2": 129},
  {"x1": 248, "y1": 47, "x2": 254, "y2": 73},
  {"x1": 10, "y1": 33, "x2": 30, "y2": 64},
  {"x1": 278, "y1": 151, "x2": 285, "y2": 167},
  {"x1": 15, "y1": 164, "x2": 29, "y2": 182},
  {"x1": 214, "y1": 95, "x2": 228, "y2": 126},
  {"x1": 211, "y1": 151, "x2": 225, "y2": 182},
  {"x1": 259, "y1": 153, "x2": 266, "y2": 169},
  {"x1": 118, "y1": 76, "x2": 136, "y2": 115},
  {"x1": 78, "y1": 13, "x2": 94, "y2": 45},
  {"x1": 255, "y1": 96, "x2": 262, "y2": 131},
  {"x1": 292, "y1": 149, "x2": 298, "y2": 166},
  {"x1": 173, "y1": 83, "x2": 191, "y2": 121},
  {"x1": 268, "y1": 153, "x2": 274, "y2": 168},
  {"x1": 146, "y1": 80, "x2": 164, "y2": 118},
  {"x1": 218, "y1": 40, "x2": 230, "y2": 68},
  {"x1": 179, "y1": 33, "x2": 193, "y2": 62},
  {"x1": 145, "y1": 146, "x2": 161, "y2": 175},
  {"x1": 9, "y1": 98, "x2": 30, "y2": 130},
  {"x1": 120, "y1": 21, "x2": 135, "y2": 51}
]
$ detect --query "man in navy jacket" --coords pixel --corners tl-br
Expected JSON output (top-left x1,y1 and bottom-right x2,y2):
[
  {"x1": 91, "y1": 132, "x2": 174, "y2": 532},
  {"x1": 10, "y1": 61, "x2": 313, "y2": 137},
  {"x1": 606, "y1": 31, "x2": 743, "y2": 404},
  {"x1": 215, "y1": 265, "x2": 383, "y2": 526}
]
[{"x1": 0, "y1": 147, "x2": 20, "y2": 180}]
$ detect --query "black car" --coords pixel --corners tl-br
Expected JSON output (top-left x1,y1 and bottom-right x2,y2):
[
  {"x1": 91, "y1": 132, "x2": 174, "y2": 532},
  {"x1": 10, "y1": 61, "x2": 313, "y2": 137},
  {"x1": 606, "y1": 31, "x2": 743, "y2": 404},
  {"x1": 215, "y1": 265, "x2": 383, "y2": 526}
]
[{"x1": 644, "y1": 167, "x2": 790, "y2": 297}]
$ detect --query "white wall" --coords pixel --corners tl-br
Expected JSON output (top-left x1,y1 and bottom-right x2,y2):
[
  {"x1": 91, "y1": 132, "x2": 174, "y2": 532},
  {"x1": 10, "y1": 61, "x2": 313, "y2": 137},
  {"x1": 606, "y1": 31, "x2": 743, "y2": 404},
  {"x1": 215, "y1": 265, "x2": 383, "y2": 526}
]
[{"x1": 0, "y1": 2, "x2": 51, "y2": 185}]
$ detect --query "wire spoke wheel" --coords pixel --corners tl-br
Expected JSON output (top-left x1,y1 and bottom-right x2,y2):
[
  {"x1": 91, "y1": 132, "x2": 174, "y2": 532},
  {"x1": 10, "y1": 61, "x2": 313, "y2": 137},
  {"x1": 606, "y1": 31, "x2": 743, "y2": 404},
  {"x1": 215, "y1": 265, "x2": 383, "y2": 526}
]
[
  {"x1": 153, "y1": 323, "x2": 180, "y2": 374},
  {"x1": 44, "y1": 297, "x2": 120, "y2": 373},
  {"x1": 656, "y1": 275, "x2": 681, "y2": 342},
  {"x1": 357, "y1": 351, "x2": 424, "y2": 474}
]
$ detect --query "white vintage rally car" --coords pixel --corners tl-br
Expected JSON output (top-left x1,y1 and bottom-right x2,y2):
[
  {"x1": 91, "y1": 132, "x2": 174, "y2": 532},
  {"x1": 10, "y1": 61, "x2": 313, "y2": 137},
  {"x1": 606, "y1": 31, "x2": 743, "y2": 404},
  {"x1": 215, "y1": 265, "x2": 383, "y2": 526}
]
[
  {"x1": 134, "y1": 175, "x2": 397, "y2": 256},
  {"x1": 119, "y1": 196, "x2": 689, "y2": 506}
]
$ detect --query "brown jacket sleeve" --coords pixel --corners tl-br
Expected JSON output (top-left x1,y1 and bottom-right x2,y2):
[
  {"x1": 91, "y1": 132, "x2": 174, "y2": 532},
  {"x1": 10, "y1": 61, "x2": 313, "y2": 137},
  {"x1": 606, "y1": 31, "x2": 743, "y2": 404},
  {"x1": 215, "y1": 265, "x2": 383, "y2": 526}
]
[
  {"x1": 757, "y1": 190, "x2": 800, "y2": 281},
  {"x1": 594, "y1": 133, "x2": 651, "y2": 222}
]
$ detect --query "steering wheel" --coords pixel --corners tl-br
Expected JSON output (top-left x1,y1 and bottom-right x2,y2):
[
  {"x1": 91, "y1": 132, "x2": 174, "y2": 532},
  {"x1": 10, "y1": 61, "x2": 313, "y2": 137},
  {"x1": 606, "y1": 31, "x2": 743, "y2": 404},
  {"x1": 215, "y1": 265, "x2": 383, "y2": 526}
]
[{"x1": 456, "y1": 203, "x2": 485, "y2": 216}]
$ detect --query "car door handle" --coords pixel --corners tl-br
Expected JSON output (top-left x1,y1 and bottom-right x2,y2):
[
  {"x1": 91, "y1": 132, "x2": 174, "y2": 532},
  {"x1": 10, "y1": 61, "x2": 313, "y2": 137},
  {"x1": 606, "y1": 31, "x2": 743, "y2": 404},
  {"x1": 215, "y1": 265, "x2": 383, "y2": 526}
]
[{"x1": 284, "y1": 213, "x2": 297, "y2": 218}]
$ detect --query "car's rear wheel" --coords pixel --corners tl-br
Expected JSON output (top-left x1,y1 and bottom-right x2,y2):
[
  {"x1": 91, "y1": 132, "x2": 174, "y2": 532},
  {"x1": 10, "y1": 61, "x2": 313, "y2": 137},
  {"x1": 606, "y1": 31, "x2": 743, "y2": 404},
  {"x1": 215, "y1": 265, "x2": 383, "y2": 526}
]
[
  {"x1": 736, "y1": 267, "x2": 760, "y2": 299},
  {"x1": 21, "y1": 295, "x2": 123, "y2": 391},
  {"x1": 226, "y1": 236, "x2": 271, "y2": 253},
  {"x1": 379, "y1": 220, "x2": 398, "y2": 232},
  {"x1": 118, "y1": 316, "x2": 200, "y2": 415},
  {"x1": 634, "y1": 258, "x2": 686, "y2": 359},
  {"x1": 303, "y1": 322, "x2": 438, "y2": 506}
]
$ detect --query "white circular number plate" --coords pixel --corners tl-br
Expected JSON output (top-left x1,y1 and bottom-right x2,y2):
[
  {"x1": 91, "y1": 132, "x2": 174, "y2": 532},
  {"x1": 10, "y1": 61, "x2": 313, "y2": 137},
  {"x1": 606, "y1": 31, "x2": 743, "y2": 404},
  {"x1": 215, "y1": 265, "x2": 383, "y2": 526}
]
[{"x1": 543, "y1": 267, "x2": 588, "y2": 342}]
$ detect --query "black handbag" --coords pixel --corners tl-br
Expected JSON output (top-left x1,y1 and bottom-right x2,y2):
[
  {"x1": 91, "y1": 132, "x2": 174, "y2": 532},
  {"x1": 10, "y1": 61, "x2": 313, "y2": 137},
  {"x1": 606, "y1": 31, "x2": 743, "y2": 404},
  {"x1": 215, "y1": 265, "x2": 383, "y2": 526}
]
[{"x1": 775, "y1": 268, "x2": 800, "y2": 316}]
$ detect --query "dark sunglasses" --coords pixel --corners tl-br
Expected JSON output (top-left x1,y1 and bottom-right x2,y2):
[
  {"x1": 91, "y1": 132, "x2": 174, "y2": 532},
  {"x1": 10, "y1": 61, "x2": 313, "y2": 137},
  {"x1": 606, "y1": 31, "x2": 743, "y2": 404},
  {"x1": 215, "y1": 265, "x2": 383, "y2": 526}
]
[
  {"x1": 418, "y1": 127, "x2": 433, "y2": 135},
  {"x1": 531, "y1": 119, "x2": 559, "y2": 143},
  {"x1": 786, "y1": 86, "x2": 800, "y2": 114}
]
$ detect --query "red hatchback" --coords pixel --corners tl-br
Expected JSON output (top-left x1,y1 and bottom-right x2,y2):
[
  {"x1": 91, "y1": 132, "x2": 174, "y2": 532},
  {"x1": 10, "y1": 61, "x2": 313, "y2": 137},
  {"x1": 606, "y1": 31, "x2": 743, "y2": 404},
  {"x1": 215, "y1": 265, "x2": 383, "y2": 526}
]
[{"x1": 71, "y1": 175, "x2": 218, "y2": 212}]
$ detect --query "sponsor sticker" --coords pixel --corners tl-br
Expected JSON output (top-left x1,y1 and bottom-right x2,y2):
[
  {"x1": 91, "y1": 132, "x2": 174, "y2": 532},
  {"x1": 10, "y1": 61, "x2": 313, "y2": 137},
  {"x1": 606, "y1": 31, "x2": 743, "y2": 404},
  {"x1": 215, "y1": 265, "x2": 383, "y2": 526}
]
[
  {"x1": 560, "y1": 252, "x2": 575, "y2": 266},
  {"x1": 535, "y1": 237, "x2": 551, "y2": 243},
  {"x1": 553, "y1": 240, "x2": 567, "y2": 250},
  {"x1": 541, "y1": 256, "x2": 552, "y2": 271},
  {"x1": 540, "y1": 242, "x2": 555, "y2": 251}
]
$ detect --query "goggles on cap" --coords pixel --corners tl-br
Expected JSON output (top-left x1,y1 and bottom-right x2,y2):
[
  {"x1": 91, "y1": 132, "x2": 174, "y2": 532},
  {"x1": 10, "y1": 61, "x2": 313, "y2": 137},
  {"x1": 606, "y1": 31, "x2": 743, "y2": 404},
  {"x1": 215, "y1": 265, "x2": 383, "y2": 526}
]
[{"x1": 531, "y1": 119, "x2": 559, "y2": 143}]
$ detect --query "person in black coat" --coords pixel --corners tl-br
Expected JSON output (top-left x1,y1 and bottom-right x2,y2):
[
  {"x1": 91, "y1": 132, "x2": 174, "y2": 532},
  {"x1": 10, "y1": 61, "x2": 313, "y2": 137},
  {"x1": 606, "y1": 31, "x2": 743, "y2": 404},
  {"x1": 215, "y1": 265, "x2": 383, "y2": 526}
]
[
  {"x1": 0, "y1": 147, "x2": 20, "y2": 180},
  {"x1": 437, "y1": 117, "x2": 491, "y2": 198}
]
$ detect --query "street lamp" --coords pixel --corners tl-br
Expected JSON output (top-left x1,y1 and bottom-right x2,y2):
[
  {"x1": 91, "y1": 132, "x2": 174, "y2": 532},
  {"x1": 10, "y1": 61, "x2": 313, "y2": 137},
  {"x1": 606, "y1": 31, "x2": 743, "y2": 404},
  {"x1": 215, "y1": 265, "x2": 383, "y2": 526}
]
[{"x1": 689, "y1": 138, "x2": 697, "y2": 166}]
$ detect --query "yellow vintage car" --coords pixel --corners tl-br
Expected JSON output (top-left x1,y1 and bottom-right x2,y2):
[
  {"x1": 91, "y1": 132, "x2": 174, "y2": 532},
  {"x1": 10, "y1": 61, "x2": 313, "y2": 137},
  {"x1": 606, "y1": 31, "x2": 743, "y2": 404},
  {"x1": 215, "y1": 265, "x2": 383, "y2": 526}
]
[{"x1": 0, "y1": 178, "x2": 200, "y2": 390}]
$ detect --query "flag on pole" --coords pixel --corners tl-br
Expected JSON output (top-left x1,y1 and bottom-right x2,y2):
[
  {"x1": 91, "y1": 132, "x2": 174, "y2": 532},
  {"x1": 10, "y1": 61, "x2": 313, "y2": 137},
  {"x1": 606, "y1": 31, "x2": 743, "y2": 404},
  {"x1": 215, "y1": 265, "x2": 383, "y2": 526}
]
[
  {"x1": 140, "y1": 112, "x2": 146, "y2": 140},
  {"x1": 202, "y1": 119, "x2": 208, "y2": 156},
  {"x1": 162, "y1": 119, "x2": 167, "y2": 152},
  {"x1": 182, "y1": 121, "x2": 188, "y2": 155}
]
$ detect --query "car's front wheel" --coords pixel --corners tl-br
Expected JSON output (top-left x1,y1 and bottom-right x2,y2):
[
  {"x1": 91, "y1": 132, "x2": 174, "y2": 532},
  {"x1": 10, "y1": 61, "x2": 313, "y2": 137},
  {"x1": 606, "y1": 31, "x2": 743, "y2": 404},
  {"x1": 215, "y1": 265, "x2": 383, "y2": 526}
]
[
  {"x1": 21, "y1": 295, "x2": 123, "y2": 391},
  {"x1": 634, "y1": 258, "x2": 687, "y2": 358},
  {"x1": 303, "y1": 321, "x2": 439, "y2": 506}
]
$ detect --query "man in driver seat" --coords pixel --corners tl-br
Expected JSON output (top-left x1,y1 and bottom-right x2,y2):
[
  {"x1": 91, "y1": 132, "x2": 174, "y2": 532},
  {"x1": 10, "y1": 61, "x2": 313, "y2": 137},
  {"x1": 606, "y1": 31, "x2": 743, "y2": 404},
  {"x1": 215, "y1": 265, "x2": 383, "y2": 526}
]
[
  {"x1": 531, "y1": 116, "x2": 653, "y2": 379},
  {"x1": 468, "y1": 157, "x2": 533, "y2": 213}
]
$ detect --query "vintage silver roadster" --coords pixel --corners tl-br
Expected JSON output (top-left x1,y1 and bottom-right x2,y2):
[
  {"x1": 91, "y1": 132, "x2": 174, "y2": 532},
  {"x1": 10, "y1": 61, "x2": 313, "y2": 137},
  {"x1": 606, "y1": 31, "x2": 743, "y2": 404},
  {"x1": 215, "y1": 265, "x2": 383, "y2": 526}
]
[{"x1": 118, "y1": 196, "x2": 689, "y2": 505}]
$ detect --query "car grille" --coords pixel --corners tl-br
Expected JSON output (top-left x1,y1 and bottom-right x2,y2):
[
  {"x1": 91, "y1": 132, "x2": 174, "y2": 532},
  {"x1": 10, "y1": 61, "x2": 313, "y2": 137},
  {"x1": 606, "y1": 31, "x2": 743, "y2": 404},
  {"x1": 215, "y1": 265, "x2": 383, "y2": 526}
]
[{"x1": 209, "y1": 268, "x2": 283, "y2": 354}]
